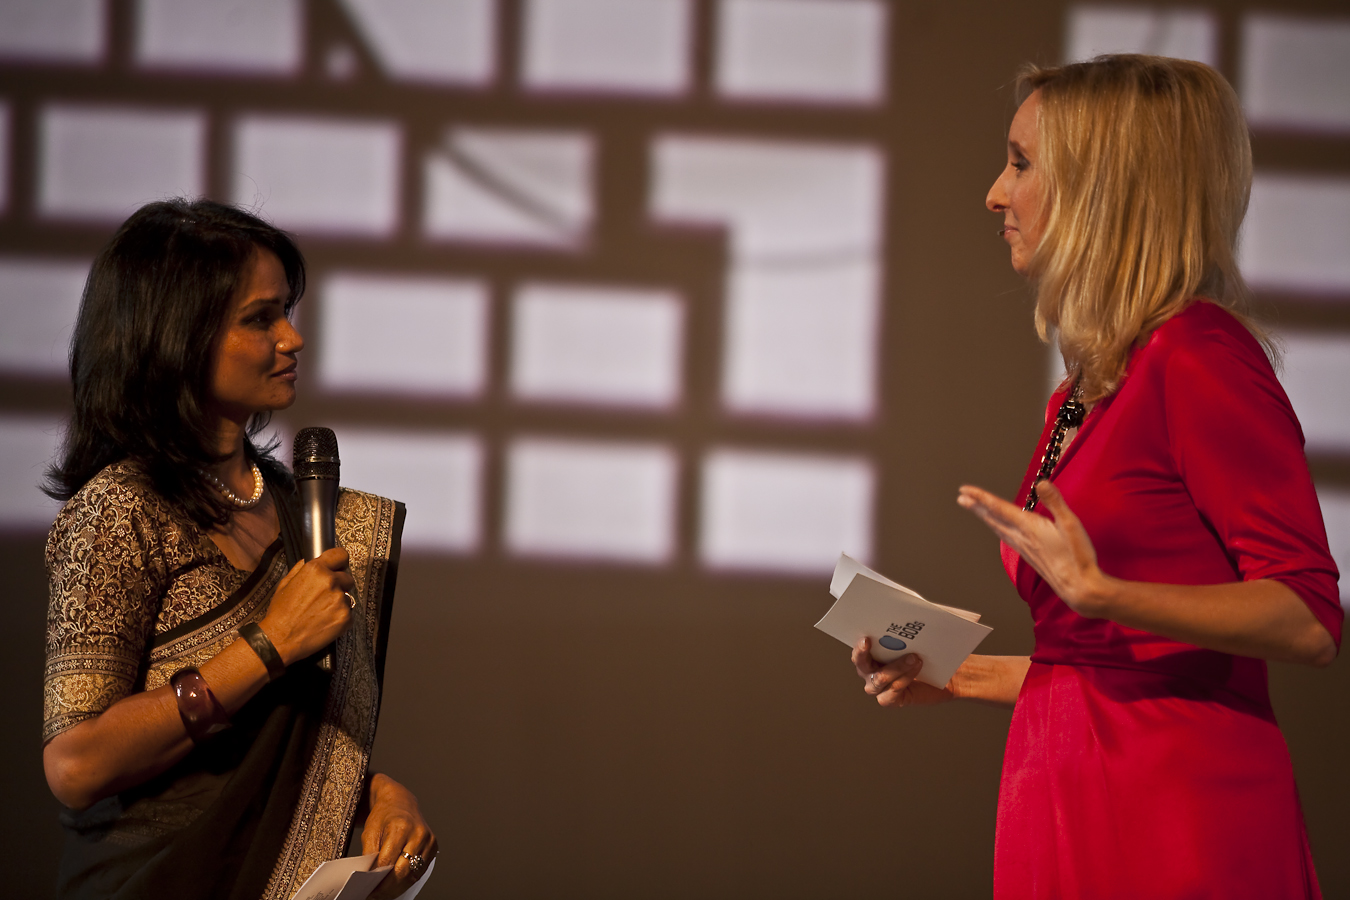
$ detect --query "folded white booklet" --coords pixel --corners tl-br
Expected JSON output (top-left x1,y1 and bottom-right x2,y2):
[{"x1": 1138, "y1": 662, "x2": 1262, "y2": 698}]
[
  {"x1": 816, "y1": 554, "x2": 993, "y2": 689},
  {"x1": 292, "y1": 852, "x2": 436, "y2": 900}
]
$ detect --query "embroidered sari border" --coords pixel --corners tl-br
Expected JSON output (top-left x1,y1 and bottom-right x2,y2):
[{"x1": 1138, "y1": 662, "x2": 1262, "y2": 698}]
[
  {"x1": 264, "y1": 489, "x2": 401, "y2": 900},
  {"x1": 152, "y1": 538, "x2": 286, "y2": 648}
]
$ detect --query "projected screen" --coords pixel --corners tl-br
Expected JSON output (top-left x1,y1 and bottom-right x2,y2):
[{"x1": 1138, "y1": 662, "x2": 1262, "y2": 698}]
[{"x1": 0, "y1": 0, "x2": 1346, "y2": 600}]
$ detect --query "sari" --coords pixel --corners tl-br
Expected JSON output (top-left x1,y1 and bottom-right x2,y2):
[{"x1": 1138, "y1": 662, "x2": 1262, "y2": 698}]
[{"x1": 43, "y1": 461, "x2": 404, "y2": 899}]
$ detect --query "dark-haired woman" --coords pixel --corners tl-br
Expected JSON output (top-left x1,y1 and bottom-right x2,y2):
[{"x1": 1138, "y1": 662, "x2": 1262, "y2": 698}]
[
  {"x1": 42, "y1": 199, "x2": 435, "y2": 899},
  {"x1": 850, "y1": 57, "x2": 1339, "y2": 898}
]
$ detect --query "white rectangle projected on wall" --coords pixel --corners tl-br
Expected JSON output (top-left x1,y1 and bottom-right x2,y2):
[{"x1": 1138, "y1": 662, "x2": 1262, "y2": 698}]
[
  {"x1": 319, "y1": 273, "x2": 489, "y2": 398},
  {"x1": 337, "y1": 429, "x2": 483, "y2": 553},
  {"x1": 504, "y1": 437, "x2": 678, "y2": 564},
  {"x1": 1278, "y1": 332, "x2": 1350, "y2": 456},
  {"x1": 339, "y1": 0, "x2": 496, "y2": 85},
  {"x1": 233, "y1": 115, "x2": 402, "y2": 237},
  {"x1": 423, "y1": 127, "x2": 594, "y2": 249},
  {"x1": 0, "y1": 415, "x2": 65, "y2": 530},
  {"x1": 651, "y1": 135, "x2": 884, "y2": 420},
  {"x1": 700, "y1": 448, "x2": 873, "y2": 575},
  {"x1": 1242, "y1": 14, "x2": 1350, "y2": 134},
  {"x1": 0, "y1": 257, "x2": 89, "y2": 377},
  {"x1": 0, "y1": 0, "x2": 105, "y2": 64},
  {"x1": 38, "y1": 104, "x2": 205, "y2": 222},
  {"x1": 1241, "y1": 174, "x2": 1350, "y2": 296},
  {"x1": 1063, "y1": 6, "x2": 1217, "y2": 65},
  {"x1": 510, "y1": 283, "x2": 683, "y2": 409},
  {"x1": 715, "y1": 0, "x2": 888, "y2": 105},
  {"x1": 1318, "y1": 487, "x2": 1350, "y2": 608},
  {"x1": 135, "y1": 0, "x2": 303, "y2": 75},
  {"x1": 521, "y1": 0, "x2": 691, "y2": 96}
]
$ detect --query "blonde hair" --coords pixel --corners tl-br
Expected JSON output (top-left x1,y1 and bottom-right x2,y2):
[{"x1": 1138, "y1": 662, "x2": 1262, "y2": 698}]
[{"x1": 1016, "y1": 54, "x2": 1266, "y2": 402}]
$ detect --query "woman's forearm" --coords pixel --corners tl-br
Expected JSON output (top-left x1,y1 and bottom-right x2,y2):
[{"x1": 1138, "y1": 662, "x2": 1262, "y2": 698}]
[
  {"x1": 949, "y1": 655, "x2": 1031, "y2": 708},
  {"x1": 43, "y1": 638, "x2": 270, "y2": 810},
  {"x1": 1074, "y1": 576, "x2": 1336, "y2": 667}
]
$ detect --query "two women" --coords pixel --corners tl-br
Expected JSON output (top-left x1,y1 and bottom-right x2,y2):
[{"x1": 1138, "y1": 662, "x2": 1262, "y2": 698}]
[
  {"x1": 853, "y1": 56, "x2": 1341, "y2": 898},
  {"x1": 42, "y1": 200, "x2": 435, "y2": 899}
]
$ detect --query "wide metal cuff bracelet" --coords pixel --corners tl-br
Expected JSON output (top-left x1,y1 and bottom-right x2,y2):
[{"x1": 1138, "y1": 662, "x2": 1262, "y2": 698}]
[{"x1": 239, "y1": 621, "x2": 286, "y2": 682}]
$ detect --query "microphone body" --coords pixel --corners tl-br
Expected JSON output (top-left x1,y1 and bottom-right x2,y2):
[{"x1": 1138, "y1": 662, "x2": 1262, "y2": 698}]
[{"x1": 293, "y1": 427, "x2": 340, "y2": 561}]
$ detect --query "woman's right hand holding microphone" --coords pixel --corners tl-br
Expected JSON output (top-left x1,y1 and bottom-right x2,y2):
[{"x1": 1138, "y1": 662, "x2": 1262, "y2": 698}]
[{"x1": 258, "y1": 547, "x2": 356, "y2": 666}]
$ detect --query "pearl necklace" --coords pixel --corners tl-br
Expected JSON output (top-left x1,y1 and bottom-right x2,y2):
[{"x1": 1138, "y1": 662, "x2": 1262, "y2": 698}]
[{"x1": 203, "y1": 462, "x2": 265, "y2": 510}]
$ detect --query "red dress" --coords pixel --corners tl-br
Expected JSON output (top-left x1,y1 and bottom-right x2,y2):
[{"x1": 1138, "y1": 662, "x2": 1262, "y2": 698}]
[{"x1": 994, "y1": 302, "x2": 1343, "y2": 900}]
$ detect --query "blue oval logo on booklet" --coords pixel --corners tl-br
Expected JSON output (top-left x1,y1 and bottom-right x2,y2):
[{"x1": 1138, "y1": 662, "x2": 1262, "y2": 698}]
[{"x1": 878, "y1": 635, "x2": 907, "y2": 651}]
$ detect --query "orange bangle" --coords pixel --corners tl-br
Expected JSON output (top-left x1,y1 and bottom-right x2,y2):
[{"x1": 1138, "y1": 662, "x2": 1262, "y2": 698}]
[{"x1": 170, "y1": 666, "x2": 230, "y2": 743}]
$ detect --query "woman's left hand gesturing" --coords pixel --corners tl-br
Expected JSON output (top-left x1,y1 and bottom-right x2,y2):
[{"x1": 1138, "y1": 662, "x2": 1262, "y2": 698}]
[
  {"x1": 958, "y1": 480, "x2": 1114, "y2": 618},
  {"x1": 362, "y1": 773, "x2": 438, "y2": 899}
]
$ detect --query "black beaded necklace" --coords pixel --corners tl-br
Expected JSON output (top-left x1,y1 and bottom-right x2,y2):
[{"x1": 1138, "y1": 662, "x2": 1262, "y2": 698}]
[{"x1": 1025, "y1": 381, "x2": 1087, "y2": 511}]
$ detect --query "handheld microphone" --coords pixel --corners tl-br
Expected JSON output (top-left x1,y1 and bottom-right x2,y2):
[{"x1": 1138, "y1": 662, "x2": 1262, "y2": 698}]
[{"x1": 293, "y1": 427, "x2": 339, "y2": 561}]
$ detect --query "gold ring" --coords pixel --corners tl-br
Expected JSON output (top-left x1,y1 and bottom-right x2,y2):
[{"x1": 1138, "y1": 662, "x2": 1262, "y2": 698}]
[
  {"x1": 401, "y1": 851, "x2": 426, "y2": 874},
  {"x1": 343, "y1": 591, "x2": 356, "y2": 608}
]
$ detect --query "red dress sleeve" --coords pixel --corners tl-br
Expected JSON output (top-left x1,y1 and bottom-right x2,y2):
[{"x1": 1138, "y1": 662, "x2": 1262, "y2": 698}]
[{"x1": 1160, "y1": 310, "x2": 1343, "y2": 646}]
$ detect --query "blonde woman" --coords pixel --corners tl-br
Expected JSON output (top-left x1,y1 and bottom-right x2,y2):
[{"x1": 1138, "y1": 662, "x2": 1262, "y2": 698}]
[{"x1": 851, "y1": 56, "x2": 1340, "y2": 898}]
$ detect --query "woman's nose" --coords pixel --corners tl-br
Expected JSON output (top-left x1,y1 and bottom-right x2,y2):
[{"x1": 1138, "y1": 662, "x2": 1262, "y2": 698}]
[
  {"x1": 278, "y1": 319, "x2": 305, "y2": 353},
  {"x1": 986, "y1": 174, "x2": 1008, "y2": 213}
]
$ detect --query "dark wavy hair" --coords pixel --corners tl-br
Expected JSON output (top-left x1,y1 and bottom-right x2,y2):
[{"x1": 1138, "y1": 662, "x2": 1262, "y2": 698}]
[{"x1": 45, "y1": 198, "x2": 305, "y2": 527}]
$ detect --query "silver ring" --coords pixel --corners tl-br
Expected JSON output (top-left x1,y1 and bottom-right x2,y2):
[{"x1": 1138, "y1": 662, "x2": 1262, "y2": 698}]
[
  {"x1": 867, "y1": 672, "x2": 877, "y2": 686},
  {"x1": 343, "y1": 591, "x2": 356, "y2": 609},
  {"x1": 401, "y1": 851, "x2": 425, "y2": 874}
]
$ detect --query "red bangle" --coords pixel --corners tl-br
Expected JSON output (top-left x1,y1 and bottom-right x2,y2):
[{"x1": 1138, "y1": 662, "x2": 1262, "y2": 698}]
[{"x1": 170, "y1": 666, "x2": 230, "y2": 743}]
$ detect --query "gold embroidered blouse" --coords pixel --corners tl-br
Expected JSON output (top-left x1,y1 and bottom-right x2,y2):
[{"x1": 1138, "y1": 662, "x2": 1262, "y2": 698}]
[{"x1": 43, "y1": 461, "x2": 255, "y2": 743}]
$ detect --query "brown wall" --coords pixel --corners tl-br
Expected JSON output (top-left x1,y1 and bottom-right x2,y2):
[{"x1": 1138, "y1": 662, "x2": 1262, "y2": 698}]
[{"x1": 5, "y1": 1, "x2": 1350, "y2": 897}]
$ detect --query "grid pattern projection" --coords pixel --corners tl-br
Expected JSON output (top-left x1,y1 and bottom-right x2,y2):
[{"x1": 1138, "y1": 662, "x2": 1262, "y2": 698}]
[
  {"x1": 0, "y1": 0, "x2": 892, "y2": 572},
  {"x1": 1064, "y1": 5, "x2": 1350, "y2": 601},
  {"x1": 2, "y1": 3, "x2": 1346, "y2": 579}
]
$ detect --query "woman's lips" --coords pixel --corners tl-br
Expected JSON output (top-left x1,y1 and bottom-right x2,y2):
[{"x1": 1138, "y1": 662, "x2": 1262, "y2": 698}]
[{"x1": 273, "y1": 366, "x2": 298, "y2": 381}]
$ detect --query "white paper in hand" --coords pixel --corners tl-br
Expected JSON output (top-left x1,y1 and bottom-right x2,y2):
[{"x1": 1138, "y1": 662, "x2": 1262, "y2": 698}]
[
  {"x1": 816, "y1": 554, "x2": 992, "y2": 688},
  {"x1": 291, "y1": 853, "x2": 393, "y2": 900}
]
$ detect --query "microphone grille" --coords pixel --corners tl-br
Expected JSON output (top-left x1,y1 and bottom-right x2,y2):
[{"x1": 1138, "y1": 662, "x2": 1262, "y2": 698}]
[{"x1": 293, "y1": 427, "x2": 340, "y2": 481}]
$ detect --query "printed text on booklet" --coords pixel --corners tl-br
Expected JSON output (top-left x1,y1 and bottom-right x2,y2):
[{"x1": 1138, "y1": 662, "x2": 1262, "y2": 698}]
[{"x1": 815, "y1": 554, "x2": 992, "y2": 689}]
